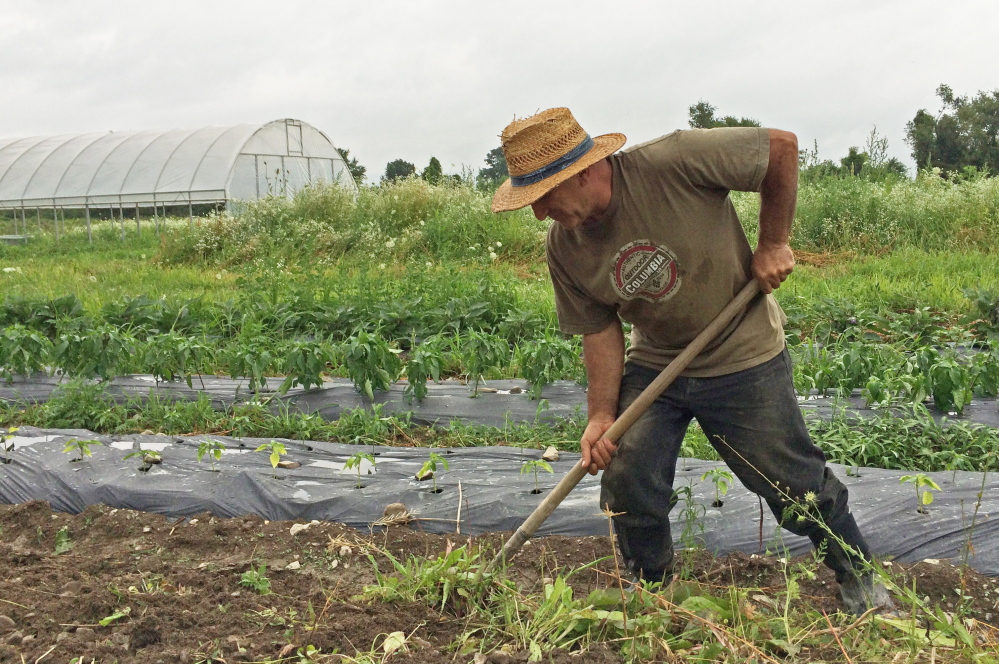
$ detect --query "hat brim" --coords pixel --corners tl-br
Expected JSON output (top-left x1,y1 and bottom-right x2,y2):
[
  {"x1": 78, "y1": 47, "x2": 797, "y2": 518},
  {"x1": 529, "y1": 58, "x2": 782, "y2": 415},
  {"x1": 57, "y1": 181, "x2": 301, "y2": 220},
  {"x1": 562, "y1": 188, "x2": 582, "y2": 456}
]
[{"x1": 490, "y1": 133, "x2": 627, "y2": 213}]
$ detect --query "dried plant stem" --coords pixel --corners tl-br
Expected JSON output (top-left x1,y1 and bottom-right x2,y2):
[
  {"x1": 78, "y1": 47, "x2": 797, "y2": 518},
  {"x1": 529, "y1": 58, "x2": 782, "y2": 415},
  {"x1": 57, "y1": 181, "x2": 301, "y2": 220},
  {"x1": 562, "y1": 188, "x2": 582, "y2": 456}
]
[{"x1": 822, "y1": 610, "x2": 855, "y2": 664}]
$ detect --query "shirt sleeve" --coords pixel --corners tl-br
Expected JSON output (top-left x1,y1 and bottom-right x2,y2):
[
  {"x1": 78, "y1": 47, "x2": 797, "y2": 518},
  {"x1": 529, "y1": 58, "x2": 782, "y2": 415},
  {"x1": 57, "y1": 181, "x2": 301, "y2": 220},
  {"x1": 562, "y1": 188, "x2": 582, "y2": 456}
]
[
  {"x1": 676, "y1": 127, "x2": 770, "y2": 193},
  {"x1": 546, "y1": 239, "x2": 619, "y2": 336}
]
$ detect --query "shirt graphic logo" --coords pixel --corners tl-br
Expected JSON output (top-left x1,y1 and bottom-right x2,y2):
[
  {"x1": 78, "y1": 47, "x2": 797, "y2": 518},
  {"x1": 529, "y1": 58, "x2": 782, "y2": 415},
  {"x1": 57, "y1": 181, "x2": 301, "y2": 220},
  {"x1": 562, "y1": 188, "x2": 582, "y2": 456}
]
[{"x1": 610, "y1": 240, "x2": 681, "y2": 303}]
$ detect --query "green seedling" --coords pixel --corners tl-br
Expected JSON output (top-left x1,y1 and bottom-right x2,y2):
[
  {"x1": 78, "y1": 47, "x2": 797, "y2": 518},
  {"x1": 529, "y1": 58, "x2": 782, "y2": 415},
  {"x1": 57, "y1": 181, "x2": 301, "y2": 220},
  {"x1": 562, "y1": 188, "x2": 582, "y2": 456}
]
[
  {"x1": 901, "y1": 473, "x2": 942, "y2": 514},
  {"x1": 255, "y1": 441, "x2": 287, "y2": 479},
  {"x1": 124, "y1": 448, "x2": 162, "y2": 472},
  {"x1": 240, "y1": 563, "x2": 271, "y2": 595},
  {"x1": 520, "y1": 458, "x2": 553, "y2": 494},
  {"x1": 701, "y1": 468, "x2": 734, "y2": 508},
  {"x1": 54, "y1": 525, "x2": 73, "y2": 555},
  {"x1": 1, "y1": 426, "x2": 17, "y2": 464},
  {"x1": 344, "y1": 451, "x2": 376, "y2": 489},
  {"x1": 671, "y1": 483, "x2": 706, "y2": 552},
  {"x1": 98, "y1": 607, "x2": 131, "y2": 626},
  {"x1": 417, "y1": 452, "x2": 450, "y2": 493},
  {"x1": 197, "y1": 439, "x2": 226, "y2": 472},
  {"x1": 63, "y1": 438, "x2": 102, "y2": 462}
]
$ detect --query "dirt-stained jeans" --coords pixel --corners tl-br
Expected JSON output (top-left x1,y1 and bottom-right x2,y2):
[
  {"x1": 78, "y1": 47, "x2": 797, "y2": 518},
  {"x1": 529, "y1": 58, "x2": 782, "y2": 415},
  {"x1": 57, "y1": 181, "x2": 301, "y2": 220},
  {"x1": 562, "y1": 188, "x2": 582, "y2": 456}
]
[{"x1": 600, "y1": 349, "x2": 871, "y2": 584}]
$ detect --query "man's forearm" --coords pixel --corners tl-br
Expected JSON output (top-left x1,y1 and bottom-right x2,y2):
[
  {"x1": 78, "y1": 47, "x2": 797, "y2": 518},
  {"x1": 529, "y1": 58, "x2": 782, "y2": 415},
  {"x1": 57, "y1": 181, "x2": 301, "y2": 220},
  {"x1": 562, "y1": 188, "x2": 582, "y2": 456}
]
[
  {"x1": 582, "y1": 320, "x2": 625, "y2": 422},
  {"x1": 752, "y1": 129, "x2": 798, "y2": 293},
  {"x1": 758, "y1": 129, "x2": 799, "y2": 247}
]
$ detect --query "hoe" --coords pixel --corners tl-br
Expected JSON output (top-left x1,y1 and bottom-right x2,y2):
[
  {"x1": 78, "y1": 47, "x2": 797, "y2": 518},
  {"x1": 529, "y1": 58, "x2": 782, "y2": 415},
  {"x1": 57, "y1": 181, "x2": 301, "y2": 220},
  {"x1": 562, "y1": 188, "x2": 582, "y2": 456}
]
[{"x1": 479, "y1": 279, "x2": 762, "y2": 578}]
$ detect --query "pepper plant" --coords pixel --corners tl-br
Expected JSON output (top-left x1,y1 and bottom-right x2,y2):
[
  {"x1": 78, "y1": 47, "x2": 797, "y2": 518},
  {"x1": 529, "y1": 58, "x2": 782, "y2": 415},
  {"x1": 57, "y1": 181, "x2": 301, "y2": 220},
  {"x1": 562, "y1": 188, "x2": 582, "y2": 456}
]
[
  {"x1": 124, "y1": 448, "x2": 162, "y2": 472},
  {"x1": 143, "y1": 331, "x2": 210, "y2": 389},
  {"x1": 1, "y1": 426, "x2": 17, "y2": 464},
  {"x1": 197, "y1": 439, "x2": 226, "y2": 472},
  {"x1": 418, "y1": 452, "x2": 449, "y2": 492},
  {"x1": 701, "y1": 468, "x2": 734, "y2": 507},
  {"x1": 459, "y1": 329, "x2": 509, "y2": 396},
  {"x1": 63, "y1": 438, "x2": 102, "y2": 462},
  {"x1": 279, "y1": 339, "x2": 337, "y2": 393},
  {"x1": 255, "y1": 441, "x2": 287, "y2": 479},
  {"x1": 900, "y1": 473, "x2": 942, "y2": 514},
  {"x1": 404, "y1": 335, "x2": 445, "y2": 402},
  {"x1": 223, "y1": 336, "x2": 277, "y2": 394},
  {"x1": 343, "y1": 331, "x2": 401, "y2": 399},
  {"x1": 520, "y1": 458, "x2": 553, "y2": 494},
  {"x1": 53, "y1": 324, "x2": 136, "y2": 382},
  {"x1": 519, "y1": 334, "x2": 581, "y2": 399},
  {"x1": 0, "y1": 324, "x2": 53, "y2": 382},
  {"x1": 344, "y1": 451, "x2": 376, "y2": 488}
]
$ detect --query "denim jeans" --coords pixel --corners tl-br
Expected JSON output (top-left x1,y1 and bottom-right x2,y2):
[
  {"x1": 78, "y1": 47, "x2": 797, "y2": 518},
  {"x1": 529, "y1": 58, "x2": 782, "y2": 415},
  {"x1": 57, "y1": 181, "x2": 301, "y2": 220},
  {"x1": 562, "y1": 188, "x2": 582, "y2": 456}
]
[{"x1": 600, "y1": 349, "x2": 871, "y2": 584}]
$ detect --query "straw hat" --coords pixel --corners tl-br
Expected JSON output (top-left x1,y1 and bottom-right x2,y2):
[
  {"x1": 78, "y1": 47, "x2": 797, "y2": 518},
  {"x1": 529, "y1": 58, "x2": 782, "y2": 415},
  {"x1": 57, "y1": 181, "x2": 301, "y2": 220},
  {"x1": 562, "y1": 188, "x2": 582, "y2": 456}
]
[{"x1": 491, "y1": 108, "x2": 626, "y2": 213}]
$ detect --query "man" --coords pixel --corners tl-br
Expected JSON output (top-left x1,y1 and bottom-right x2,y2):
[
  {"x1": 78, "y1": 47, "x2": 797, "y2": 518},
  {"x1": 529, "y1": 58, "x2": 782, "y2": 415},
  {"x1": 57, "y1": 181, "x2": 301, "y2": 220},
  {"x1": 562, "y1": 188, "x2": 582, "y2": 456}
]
[{"x1": 490, "y1": 107, "x2": 892, "y2": 615}]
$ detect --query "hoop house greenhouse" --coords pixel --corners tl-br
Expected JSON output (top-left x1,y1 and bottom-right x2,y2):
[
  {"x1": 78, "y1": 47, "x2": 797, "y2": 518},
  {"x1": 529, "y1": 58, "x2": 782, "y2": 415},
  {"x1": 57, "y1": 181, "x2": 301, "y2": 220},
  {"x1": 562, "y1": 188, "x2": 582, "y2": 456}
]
[{"x1": 0, "y1": 118, "x2": 356, "y2": 231}]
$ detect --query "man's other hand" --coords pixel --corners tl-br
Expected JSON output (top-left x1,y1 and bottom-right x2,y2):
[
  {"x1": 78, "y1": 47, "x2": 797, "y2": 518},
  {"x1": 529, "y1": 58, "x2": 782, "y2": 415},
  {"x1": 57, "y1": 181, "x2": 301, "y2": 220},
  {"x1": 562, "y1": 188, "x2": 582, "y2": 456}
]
[
  {"x1": 579, "y1": 418, "x2": 617, "y2": 475},
  {"x1": 751, "y1": 242, "x2": 795, "y2": 294}
]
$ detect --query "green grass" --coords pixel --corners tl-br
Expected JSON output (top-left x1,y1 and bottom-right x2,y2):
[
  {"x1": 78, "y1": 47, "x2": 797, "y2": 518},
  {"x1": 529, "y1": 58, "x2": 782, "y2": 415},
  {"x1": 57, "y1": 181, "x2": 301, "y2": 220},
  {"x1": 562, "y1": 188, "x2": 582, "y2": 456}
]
[{"x1": 779, "y1": 249, "x2": 999, "y2": 318}]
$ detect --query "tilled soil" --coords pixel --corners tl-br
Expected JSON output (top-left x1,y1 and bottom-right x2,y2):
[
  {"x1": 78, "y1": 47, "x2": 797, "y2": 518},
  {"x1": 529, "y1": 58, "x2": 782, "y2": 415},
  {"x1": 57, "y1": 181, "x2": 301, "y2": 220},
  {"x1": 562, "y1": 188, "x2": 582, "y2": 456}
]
[{"x1": 1, "y1": 501, "x2": 998, "y2": 663}]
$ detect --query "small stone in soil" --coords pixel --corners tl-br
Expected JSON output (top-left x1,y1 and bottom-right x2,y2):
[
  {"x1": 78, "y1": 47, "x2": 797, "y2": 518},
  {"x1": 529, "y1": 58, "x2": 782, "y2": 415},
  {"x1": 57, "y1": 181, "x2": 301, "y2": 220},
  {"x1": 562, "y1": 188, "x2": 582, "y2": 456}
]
[{"x1": 542, "y1": 446, "x2": 560, "y2": 462}]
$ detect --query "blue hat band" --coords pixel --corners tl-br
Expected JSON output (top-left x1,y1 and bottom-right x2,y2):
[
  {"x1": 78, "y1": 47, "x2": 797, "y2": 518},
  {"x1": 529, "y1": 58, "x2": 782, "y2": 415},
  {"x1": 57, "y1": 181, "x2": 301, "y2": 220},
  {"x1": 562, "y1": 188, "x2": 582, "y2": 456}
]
[{"x1": 509, "y1": 135, "x2": 595, "y2": 188}]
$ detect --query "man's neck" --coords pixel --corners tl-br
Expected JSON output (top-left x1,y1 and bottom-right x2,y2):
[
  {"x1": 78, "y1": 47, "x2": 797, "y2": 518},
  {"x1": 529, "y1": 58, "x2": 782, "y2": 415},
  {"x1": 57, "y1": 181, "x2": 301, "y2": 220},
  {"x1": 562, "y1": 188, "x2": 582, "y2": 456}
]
[{"x1": 585, "y1": 158, "x2": 614, "y2": 222}]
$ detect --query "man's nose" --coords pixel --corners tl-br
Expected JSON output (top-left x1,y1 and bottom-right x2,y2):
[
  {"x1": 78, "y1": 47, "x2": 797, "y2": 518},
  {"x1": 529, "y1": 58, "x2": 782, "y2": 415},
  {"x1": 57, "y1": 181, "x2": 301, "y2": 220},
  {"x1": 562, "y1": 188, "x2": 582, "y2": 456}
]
[{"x1": 531, "y1": 200, "x2": 548, "y2": 221}]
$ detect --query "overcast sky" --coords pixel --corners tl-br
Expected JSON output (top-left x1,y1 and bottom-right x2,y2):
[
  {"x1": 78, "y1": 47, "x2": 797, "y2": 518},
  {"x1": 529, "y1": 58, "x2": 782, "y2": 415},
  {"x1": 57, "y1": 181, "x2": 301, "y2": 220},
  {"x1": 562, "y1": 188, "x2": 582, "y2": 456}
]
[{"x1": 2, "y1": 1, "x2": 997, "y2": 179}]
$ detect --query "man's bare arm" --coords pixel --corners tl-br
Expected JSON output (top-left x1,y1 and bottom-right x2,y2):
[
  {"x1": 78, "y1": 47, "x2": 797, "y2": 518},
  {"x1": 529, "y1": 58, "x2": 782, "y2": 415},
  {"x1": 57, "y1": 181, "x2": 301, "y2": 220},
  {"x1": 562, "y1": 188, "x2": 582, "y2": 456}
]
[
  {"x1": 579, "y1": 320, "x2": 625, "y2": 475},
  {"x1": 752, "y1": 128, "x2": 798, "y2": 294}
]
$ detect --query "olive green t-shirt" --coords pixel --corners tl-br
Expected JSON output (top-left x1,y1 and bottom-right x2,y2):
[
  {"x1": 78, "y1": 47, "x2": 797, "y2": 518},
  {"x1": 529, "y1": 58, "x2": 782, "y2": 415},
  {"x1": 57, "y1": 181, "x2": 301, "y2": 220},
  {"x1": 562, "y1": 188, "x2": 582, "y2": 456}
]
[{"x1": 546, "y1": 127, "x2": 786, "y2": 377}]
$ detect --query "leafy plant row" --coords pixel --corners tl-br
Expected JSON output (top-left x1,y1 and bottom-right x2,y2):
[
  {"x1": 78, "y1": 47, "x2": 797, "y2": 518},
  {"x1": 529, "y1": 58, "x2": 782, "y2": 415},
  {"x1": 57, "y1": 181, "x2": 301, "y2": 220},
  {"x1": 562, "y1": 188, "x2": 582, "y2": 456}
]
[
  {"x1": 0, "y1": 273, "x2": 551, "y2": 346},
  {"x1": 4, "y1": 380, "x2": 999, "y2": 476},
  {"x1": 0, "y1": 324, "x2": 584, "y2": 401},
  {"x1": 792, "y1": 340, "x2": 999, "y2": 415}
]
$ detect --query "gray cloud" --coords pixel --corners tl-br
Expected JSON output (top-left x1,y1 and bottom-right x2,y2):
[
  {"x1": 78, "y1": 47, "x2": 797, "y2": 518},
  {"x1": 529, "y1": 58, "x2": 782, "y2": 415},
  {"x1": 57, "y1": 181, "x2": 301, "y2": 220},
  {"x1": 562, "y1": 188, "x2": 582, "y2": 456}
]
[{"x1": 1, "y1": 0, "x2": 996, "y2": 178}]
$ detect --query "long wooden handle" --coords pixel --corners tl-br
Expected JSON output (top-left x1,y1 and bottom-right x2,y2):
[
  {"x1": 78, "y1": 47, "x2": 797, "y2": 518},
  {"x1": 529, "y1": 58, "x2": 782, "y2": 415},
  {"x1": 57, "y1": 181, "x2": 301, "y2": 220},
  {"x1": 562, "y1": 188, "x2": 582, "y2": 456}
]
[{"x1": 483, "y1": 279, "x2": 762, "y2": 575}]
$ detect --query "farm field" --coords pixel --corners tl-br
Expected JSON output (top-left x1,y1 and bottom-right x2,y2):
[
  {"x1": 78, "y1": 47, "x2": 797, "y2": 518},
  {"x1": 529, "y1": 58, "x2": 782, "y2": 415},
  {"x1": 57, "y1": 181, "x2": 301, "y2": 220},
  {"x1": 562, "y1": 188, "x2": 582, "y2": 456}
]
[
  {"x1": 3, "y1": 174, "x2": 999, "y2": 661},
  {"x1": 3, "y1": 501, "x2": 999, "y2": 663}
]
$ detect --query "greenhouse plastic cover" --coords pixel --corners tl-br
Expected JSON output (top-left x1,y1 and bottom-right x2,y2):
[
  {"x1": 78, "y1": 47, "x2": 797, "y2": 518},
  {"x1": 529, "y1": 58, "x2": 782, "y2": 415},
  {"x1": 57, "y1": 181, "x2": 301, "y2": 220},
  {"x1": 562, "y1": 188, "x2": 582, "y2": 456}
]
[
  {"x1": 0, "y1": 119, "x2": 356, "y2": 208},
  {"x1": 3, "y1": 427, "x2": 999, "y2": 574}
]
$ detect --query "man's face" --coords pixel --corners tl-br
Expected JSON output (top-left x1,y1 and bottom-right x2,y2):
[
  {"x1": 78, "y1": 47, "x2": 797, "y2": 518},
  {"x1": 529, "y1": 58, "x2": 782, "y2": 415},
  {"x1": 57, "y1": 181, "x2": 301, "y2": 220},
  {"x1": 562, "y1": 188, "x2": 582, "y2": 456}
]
[{"x1": 529, "y1": 172, "x2": 592, "y2": 230}]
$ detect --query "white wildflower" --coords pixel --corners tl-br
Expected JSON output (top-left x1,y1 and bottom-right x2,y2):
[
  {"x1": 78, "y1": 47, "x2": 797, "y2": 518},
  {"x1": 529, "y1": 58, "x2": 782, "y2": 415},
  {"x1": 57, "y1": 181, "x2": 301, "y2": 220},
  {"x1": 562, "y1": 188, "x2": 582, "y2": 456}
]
[
  {"x1": 2, "y1": 267, "x2": 20, "y2": 274},
  {"x1": 468, "y1": 246, "x2": 476, "y2": 252},
  {"x1": 89, "y1": 275, "x2": 97, "y2": 283},
  {"x1": 495, "y1": 241, "x2": 502, "y2": 247},
  {"x1": 489, "y1": 251, "x2": 498, "y2": 261},
  {"x1": 379, "y1": 263, "x2": 386, "y2": 270},
  {"x1": 425, "y1": 261, "x2": 432, "y2": 267},
  {"x1": 393, "y1": 195, "x2": 399, "y2": 201},
  {"x1": 390, "y1": 209, "x2": 396, "y2": 215},
  {"x1": 140, "y1": 254, "x2": 146, "y2": 260},
  {"x1": 419, "y1": 220, "x2": 425, "y2": 226},
  {"x1": 216, "y1": 273, "x2": 222, "y2": 280},
  {"x1": 385, "y1": 238, "x2": 396, "y2": 249}
]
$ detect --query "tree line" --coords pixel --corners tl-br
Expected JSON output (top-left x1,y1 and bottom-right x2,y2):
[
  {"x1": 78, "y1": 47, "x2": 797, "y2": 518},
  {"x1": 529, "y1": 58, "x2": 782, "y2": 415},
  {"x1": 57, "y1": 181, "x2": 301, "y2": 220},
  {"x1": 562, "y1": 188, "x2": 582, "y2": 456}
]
[{"x1": 334, "y1": 85, "x2": 998, "y2": 190}]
